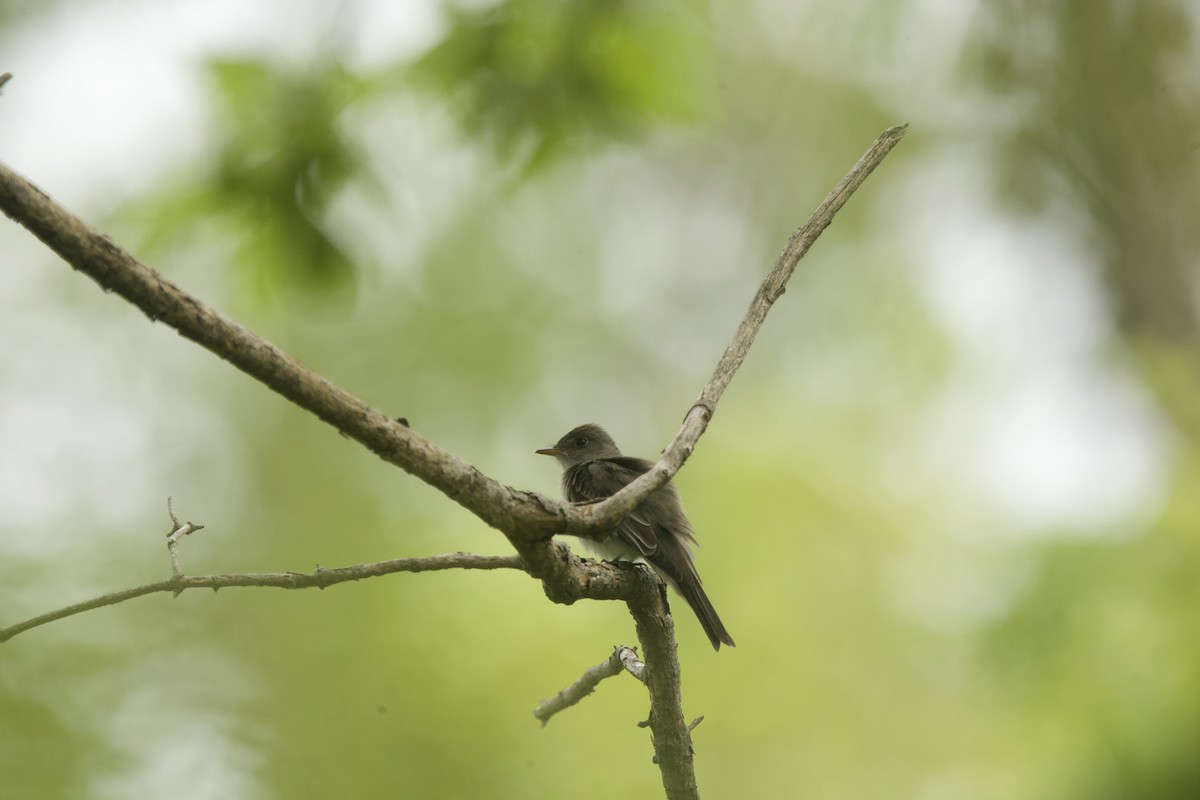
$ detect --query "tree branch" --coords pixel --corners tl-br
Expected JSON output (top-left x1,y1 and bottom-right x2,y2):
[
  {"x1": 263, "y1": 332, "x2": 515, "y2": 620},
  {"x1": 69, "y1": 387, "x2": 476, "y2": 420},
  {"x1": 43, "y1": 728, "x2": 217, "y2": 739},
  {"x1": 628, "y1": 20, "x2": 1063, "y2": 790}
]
[
  {"x1": 0, "y1": 160, "x2": 568, "y2": 539},
  {"x1": 0, "y1": 552, "x2": 524, "y2": 643},
  {"x1": 534, "y1": 645, "x2": 646, "y2": 726},
  {"x1": 593, "y1": 123, "x2": 911, "y2": 523},
  {"x1": 627, "y1": 570, "x2": 699, "y2": 800},
  {"x1": 166, "y1": 496, "x2": 205, "y2": 578}
]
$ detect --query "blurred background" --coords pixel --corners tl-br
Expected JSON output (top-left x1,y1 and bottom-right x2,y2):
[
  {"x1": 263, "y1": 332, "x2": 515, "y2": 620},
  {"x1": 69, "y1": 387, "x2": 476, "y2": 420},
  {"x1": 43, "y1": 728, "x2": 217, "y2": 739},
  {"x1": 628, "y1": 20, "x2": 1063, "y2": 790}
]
[{"x1": 2, "y1": 0, "x2": 1199, "y2": 797}]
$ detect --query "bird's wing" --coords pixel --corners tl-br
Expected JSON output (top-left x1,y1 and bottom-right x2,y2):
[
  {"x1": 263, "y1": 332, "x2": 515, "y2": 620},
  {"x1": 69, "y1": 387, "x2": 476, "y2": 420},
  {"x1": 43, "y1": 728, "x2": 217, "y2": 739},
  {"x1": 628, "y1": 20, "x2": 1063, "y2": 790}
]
[
  {"x1": 563, "y1": 455, "x2": 731, "y2": 649},
  {"x1": 564, "y1": 456, "x2": 660, "y2": 557}
]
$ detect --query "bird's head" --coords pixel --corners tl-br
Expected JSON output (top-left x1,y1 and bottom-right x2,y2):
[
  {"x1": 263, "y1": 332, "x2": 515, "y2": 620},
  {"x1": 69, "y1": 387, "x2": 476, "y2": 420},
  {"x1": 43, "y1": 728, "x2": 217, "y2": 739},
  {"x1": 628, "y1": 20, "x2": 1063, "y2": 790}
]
[{"x1": 536, "y1": 423, "x2": 622, "y2": 467}]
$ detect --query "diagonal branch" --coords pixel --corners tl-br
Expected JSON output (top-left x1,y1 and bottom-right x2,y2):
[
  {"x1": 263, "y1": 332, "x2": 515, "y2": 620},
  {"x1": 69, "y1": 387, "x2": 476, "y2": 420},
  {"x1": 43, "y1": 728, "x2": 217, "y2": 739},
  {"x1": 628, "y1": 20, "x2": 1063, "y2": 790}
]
[
  {"x1": 0, "y1": 161, "x2": 566, "y2": 545},
  {"x1": 596, "y1": 124, "x2": 910, "y2": 522},
  {"x1": 534, "y1": 645, "x2": 647, "y2": 726},
  {"x1": 0, "y1": 552, "x2": 524, "y2": 642}
]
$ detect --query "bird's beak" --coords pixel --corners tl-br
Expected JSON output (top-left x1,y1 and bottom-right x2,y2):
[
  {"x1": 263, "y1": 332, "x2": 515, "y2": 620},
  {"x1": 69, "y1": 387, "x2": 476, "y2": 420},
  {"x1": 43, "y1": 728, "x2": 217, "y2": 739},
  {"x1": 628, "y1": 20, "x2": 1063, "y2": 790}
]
[{"x1": 535, "y1": 447, "x2": 562, "y2": 457}]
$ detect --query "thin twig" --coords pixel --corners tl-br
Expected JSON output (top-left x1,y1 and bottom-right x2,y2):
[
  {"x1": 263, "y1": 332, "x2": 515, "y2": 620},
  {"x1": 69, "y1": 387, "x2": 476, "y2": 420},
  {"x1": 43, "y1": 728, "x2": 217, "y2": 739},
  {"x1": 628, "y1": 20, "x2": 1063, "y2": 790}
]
[
  {"x1": 165, "y1": 497, "x2": 205, "y2": 579},
  {"x1": 534, "y1": 645, "x2": 646, "y2": 726},
  {"x1": 0, "y1": 553, "x2": 524, "y2": 642},
  {"x1": 580, "y1": 124, "x2": 911, "y2": 534}
]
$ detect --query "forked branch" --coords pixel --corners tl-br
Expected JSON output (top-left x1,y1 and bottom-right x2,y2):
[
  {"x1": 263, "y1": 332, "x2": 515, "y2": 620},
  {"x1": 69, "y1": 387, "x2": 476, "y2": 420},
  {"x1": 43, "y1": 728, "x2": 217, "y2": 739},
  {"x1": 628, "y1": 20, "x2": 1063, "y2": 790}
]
[{"x1": 0, "y1": 123, "x2": 907, "y2": 800}]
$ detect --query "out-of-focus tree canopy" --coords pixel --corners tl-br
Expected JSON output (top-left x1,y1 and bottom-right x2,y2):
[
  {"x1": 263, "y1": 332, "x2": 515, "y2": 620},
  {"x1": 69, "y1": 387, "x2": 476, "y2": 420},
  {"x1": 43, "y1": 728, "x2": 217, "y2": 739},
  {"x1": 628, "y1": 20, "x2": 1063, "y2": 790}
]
[{"x1": 2, "y1": 0, "x2": 1199, "y2": 798}]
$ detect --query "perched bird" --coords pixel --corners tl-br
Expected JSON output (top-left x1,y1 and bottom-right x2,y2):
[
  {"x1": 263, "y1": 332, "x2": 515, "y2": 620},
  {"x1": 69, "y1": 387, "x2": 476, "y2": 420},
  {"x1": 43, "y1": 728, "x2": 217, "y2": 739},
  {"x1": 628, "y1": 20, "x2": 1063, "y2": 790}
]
[{"x1": 536, "y1": 423, "x2": 735, "y2": 650}]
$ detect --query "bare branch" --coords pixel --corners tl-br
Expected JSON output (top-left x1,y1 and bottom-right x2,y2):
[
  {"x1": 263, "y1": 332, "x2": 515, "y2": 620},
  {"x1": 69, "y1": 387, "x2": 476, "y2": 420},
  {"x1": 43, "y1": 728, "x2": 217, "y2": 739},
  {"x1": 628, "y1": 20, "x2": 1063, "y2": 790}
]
[
  {"x1": 534, "y1": 645, "x2": 646, "y2": 726},
  {"x1": 0, "y1": 552, "x2": 524, "y2": 643},
  {"x1": 0, "y1": 72, "x2": 12, "y2": 93},
  {"x1": 582, "y1": 124, "x2": 911, "y2": 532},
  {"x1": 618, "y1": 644, "x2": 648, "y2": 683},
  {"x1": 626, "y1": 571, "x2": 700, "y2": 800},
  {"x1": 165, "y1": 497, "x2": 205, "y2": 579}
]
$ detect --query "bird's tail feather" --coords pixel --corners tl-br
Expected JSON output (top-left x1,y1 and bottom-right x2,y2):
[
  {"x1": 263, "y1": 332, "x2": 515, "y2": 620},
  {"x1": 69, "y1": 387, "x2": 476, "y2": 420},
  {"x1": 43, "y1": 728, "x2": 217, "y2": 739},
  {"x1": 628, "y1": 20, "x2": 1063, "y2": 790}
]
[{"x1": 677, "y1": 580, "x2": 736, "y2": 651}]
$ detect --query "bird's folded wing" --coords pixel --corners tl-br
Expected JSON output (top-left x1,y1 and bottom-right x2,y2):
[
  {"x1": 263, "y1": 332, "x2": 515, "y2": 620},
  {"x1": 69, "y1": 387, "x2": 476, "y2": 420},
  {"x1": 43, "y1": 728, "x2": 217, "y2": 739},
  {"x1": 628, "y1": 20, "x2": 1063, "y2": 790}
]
[{"x1": 564, "y1": 457, "x2": 660, "y2": 557}]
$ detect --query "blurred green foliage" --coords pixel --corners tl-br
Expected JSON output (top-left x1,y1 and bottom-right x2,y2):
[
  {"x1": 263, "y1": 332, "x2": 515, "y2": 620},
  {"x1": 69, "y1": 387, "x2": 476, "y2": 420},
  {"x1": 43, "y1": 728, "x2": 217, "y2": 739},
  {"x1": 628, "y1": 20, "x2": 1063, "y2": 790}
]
[
  {"x1": 207, "y1": 58, "x2": 368, "y2": 289},
  {"x1": 970, "y1": 0, "x2": 1200, "y2": 429},
  {"x1": 135, "y1": 56, "x2": 370, "y2": 297},
  {"x1": 411, "y1": 0, "x2": 709, "y2": 170},
  {"x1": 4, "y1": 0, "x2": 1200, "y2": 799}
]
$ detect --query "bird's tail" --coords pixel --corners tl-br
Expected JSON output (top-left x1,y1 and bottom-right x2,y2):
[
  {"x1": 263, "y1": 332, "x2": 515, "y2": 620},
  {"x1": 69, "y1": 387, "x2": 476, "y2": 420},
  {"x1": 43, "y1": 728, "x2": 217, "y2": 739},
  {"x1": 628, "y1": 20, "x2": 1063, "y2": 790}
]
[{"x1": 677, "y1": 579, "x2": 736, "y2": 651}]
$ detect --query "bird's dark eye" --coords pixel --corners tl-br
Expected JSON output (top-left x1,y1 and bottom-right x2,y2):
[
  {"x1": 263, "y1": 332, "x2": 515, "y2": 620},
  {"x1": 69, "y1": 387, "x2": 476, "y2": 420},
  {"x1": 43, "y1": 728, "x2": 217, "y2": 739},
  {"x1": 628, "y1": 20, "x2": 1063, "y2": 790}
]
[{"x1": 574, "y1": 436, "x2": 588, "y2": 448}]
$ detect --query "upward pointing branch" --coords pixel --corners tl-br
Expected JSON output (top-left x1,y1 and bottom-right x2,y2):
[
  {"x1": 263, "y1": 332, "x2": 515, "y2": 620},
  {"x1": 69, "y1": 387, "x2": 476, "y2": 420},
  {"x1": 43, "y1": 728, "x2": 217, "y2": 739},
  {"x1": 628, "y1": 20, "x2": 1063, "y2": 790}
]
[{"x1": 575, "y1": 124, "x2": 910, "y2": 530}]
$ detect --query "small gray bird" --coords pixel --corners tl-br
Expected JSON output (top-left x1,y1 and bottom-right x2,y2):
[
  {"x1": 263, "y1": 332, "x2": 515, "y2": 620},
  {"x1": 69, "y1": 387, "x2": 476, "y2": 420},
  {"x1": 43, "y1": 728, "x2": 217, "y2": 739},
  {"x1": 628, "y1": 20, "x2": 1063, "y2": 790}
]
[{"x1": 537, "y1": 424, "x2": 735, "y2": 650}]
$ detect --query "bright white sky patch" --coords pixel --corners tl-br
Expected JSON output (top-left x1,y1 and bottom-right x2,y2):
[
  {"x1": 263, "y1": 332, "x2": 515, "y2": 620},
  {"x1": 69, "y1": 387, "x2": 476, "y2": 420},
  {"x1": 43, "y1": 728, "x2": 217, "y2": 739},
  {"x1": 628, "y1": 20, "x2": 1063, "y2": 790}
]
[{"x1": 904, "y1": 149, "x2": 1166, "y2": 535}]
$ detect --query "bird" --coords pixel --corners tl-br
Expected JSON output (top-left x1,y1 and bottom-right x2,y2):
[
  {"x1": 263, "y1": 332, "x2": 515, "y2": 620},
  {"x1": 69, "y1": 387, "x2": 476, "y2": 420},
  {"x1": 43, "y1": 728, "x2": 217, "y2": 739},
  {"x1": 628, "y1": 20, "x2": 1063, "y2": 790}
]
[{"x1": 536, "y1": 423, "x2": 735, "y2": 650}]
